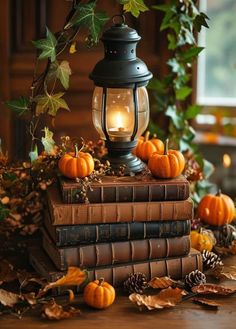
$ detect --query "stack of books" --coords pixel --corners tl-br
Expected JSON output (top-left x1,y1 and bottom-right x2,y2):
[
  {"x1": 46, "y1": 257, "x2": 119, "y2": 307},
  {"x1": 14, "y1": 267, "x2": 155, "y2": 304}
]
[{"x1": 30, "y1": 173, "x2": 202, "y2": 287}]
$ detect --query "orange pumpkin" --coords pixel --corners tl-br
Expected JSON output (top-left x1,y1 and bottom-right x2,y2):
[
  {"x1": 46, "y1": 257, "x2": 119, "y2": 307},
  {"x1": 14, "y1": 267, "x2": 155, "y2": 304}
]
[
  {"x1": 198, "y1": 190, "x2": 235, "y2": 226},
  {"x1": 190, "y1": 228, "x2": 215, "y2": 252},
  {"x1": 83, "y1": 278, "x2": 115, "y2": 309},
  {"x1": 134, "y1": 131, "x2": 164, "y2": 162},
  {"x1": 148, "y1": 139, "x2": 185, "y2": 178},
  {"x1": 58, "y1": 144, "x2": 94, "y2": 179}
]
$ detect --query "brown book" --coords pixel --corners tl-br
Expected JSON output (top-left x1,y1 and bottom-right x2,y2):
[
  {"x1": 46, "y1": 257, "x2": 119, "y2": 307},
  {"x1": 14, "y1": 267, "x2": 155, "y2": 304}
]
[
  {"x1": 29, "y1": 246, "x2": 202, "y2": 288},
  {"x1": 47, "y1": 186, "x2": 193, "y2": 225},
  {"x1": 59, "y1": 174, "x2": 189, "y2": 203},
  {"x1": 42, "y1": 228, "x2": 191, "y2": 270}
]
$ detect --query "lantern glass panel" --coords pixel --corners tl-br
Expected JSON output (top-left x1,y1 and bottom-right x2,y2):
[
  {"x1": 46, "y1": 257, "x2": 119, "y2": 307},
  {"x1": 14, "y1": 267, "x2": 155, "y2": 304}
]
[{"x1": 92, "y1": 86, "x2": 149, "y2": 141}]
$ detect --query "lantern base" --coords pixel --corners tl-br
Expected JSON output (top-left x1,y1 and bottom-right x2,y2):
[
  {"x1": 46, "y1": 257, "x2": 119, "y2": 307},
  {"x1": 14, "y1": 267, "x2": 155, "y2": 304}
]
[{"x1": 104, "y1": 140, "x2": 146, "y2": 175}]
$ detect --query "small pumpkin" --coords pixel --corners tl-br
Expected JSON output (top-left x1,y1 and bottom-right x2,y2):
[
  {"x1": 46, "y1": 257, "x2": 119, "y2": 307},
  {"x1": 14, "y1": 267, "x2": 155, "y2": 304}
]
[
  {"x1": 148, "y1": 139, "x2": 185, "y2": 178},
  {"x1": 83, "y1": 278, "x2": 115, "y2": 309},
  {"x1": 190, "y1": 228, "x2": 215, "y2": 252},
  {"x1": 197, "y1": 190, "x2": 235, "y2": 226},
  {"x1": 134, "y1": 131, "x2": 164, "y2": 162},
  {"x1": 58, "y1": 144, "x2": 94, "y2": 179}
]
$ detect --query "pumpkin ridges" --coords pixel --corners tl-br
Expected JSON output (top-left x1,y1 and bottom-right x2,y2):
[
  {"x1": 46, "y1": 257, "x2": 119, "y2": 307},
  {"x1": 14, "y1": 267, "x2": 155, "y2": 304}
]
[{"x1": 167, "y1": 153, "x2": 179, "y2": 178}]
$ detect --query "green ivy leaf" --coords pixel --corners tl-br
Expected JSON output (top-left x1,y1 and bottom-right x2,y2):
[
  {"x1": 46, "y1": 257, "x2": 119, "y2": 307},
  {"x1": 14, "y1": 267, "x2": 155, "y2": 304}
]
[
  {"x1": 3, "y1": 172, "x2": 18, "y2": 182},
  {"x1": 167, "y1": 33, "x2": 177, "y2": 50},
  {"x1": 65, "y1": 2, "x2": 109, "y2": 44},
  {"x1": 48, "y1": 61, "x2": 72, "y2": 89},
  {"x1": 120, "y1": 0, "x2": 149, "y2": 18},
  {"x1": 5, "y1": 97, "x2": 29, "y2": 116},
  {"x1": 34, "y1": 92, "x2": 69, "y2": 117},
  {"x1": 0, "y1": 203, "x2": 9, "y2": 221},
  {"x1": 167, "y1": 59, "x2": 185, "y2": 76},
  {"x1": 193, "y1": 12, "x2": 209, "y2": 32},
  {"x1": 166, "y1": 105, "x2": 184, "y2": 129},
  {"x1": 152, "y1": 4, "x2": 171, "y2": 12},
  {"x1": 181, "y1": 47, "x2": 204, "y2": 62},
  {"x1": 176, "y1": 86, "x2": 192, "y2": 101},
  {"x1": 29, "y1": 145, "x2": 39, "y2": 163},
  {"x1": 202, "y1": 159, "x2": 215, "y2": 179},
  {"x1": 41, "y1": 127, "x2": 56, "y2": 154},
  {"x1": 32, "y1": 27, "x2": 57, "y2": 62},
  {"x1": 185, "y1": 105, "x2": 201, "y2": 120},
  {"x1": 148, "y1": 78, "x2": 167, "y2": 93}
]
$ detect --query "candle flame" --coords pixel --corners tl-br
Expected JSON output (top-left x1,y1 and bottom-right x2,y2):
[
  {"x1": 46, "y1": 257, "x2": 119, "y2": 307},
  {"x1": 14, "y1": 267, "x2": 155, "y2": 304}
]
[
  {"x1": 116, "y1": 112, "x2": 123, "y2": 128},
  {"x1": 223, "y1": 153, "x2": 231, "y2": 168}
]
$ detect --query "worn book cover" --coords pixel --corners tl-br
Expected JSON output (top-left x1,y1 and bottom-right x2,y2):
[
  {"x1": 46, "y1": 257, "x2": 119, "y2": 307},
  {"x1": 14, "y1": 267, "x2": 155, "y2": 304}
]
[
  {"x1": 42, "y1": 228, "x2": 191, "y2": 270},
  {"x1": 47, "y1": 186, "x2": 193, "y2": 225},
  {"x1": 29, "y1": 246, "x2": 202, "y2": 288},
  {"x1": 59, "y1": 174, "x2": 189, "y2": 203},
  {"x1": 44, "y1": 212, "x2": 191, "y2": 246}
]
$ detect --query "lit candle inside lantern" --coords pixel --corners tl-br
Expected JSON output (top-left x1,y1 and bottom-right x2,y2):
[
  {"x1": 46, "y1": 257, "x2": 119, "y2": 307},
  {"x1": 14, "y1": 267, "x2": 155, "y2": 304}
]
[{"x1": 107, "y1": 106, "x2": 133, "y2": 141}]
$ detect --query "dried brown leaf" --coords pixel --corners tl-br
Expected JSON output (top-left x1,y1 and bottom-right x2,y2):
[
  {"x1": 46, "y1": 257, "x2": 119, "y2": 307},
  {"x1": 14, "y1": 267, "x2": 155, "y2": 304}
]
[
  {"x1": 0, "y1": 260, "x2": 18, "y2": 285},
  {"x1": 67, "y1": 289, "x2": 75, "y2": 303},
  {"x1": 207, "y1": 265, "x2": 236, "y2": 281},
  {"x1": 192, "y1": 297, "x2": 221, "y2": 309},
  {"x1": 148, "y1": 276, "x2": 176, "y2": 289},
  {"x1": 41, "y1": 299, "x2": 81, "y2": 320},
  {"x1": 39, "y1": 267, "x2": 87, "y2": 297},
  {"x1": 22, "y1": 292, "x2": 37, "y2": 306},
  {"x1": 191, "y1": 283, "x2": 236, "y2": 295},
  {"x1": 0, "y1": 288, "x2": 21, "y2": 307},
  {"x1": 129, "y1": 287, "x2": 183, "y2": 310}
]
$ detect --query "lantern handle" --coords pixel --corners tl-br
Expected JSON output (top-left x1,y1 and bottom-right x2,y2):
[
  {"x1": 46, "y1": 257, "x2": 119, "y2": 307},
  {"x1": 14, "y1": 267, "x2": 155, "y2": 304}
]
[{"x1": 112, "y1": 14, "x2": 126, "y2": 26}]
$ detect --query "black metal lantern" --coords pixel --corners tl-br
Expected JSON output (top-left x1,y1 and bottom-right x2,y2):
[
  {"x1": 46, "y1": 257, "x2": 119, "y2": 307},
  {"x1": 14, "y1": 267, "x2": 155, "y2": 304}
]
[{"x1": 90, "y1": 15, "x2": 153, "y2": 173}]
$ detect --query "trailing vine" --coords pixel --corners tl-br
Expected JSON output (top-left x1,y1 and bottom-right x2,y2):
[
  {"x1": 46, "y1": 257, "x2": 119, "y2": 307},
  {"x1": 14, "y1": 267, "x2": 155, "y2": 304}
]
[{"x1": 148, "y1": 0, "x2": 214, "y2": 202}]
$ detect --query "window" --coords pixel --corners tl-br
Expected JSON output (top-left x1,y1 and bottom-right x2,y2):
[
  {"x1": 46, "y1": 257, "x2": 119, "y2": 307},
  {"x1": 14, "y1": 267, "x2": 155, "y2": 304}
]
[{"x1": 197, "y1": 0, "x2": 236, "y2": 107}]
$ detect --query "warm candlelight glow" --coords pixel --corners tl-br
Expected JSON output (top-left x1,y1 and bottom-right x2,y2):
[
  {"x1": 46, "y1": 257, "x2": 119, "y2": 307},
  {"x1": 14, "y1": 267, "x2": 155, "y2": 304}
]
[
  {"x1": 116, "y1": 112, "x2": 124, "y2": 129},
  {"x1": 223, "y1": 153, "x2": 231, "y2": 168}
]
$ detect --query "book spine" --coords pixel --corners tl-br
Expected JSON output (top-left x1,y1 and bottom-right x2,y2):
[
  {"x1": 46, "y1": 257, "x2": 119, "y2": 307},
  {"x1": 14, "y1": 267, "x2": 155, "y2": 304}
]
[
  {"x1": 45, "y1": 218, "x2": 191, "y2": 247},
  {"x1": 86, "y1": 251, "x2": 202, "y2": 287},
  {"x1": 43, "y1": 231, "x2": 191, "y2": 270},
  {"x1": 49, "y1": 199, "x2": 193, "y2": 225},
  {"x1": 61, "y1": 182, "x2": 189, "y2": 203}
]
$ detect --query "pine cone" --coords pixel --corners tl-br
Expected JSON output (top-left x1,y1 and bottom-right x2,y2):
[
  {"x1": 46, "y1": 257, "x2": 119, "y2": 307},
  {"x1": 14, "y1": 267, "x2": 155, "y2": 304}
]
[
  {"x1": 184, "y1": 270, "x2": 206, "y2": 289},
  {"x1": 123, "y1": 272, "x2": 148, "y2": 294},
  {"x1": 213, "y1": 224, "x2": 236, "y2": 247},
  {"x1": 202, "y1": 249, "x2": 223, "y2": 270}
]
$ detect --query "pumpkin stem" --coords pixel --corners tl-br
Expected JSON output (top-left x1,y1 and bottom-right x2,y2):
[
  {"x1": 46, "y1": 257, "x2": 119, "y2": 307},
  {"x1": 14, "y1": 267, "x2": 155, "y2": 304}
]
[
  {"x1": 164, "y1": 139, "x2": 169, "y2": 155},
  {"x1": 144, "y1": 131, "x2": 150, "y2": 142},
  {"x1": 74, "y1": 143, "x2": 79, "y2": 158},
  {"x1": 98, "y1": 278, "x2": 104, "y2": 286},
  {"x1": 153, "y1": 133, "x2": 157, "y2": 138},
  {"x1": 216, "y1": 189, "x2": 221, "y2": 197}
]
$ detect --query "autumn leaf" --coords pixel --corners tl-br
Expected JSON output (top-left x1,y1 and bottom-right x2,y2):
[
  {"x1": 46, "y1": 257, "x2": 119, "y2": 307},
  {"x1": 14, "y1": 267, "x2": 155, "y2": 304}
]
[
  {"x1": 48, "y1": 61, "x2": 72, "y2": 89},
  {"x1": 41, "y1": 127, "x2": 56, "y2": 154},
  {"x1": 129, "y1": 287, "x2": 183, "y2": 310},
  {"x1": 34, "y1": 92, "x2": 69, "y2": 117},
  {"x1": 119, "y1": 0, "x2": 149, "y2": 18},
  {"x1": 191, "y1": 283, "x2": 236, "y2": 296},
  {"x1": 148, "y1": 276, "x2": 176, "y2": 289},
  {"x1": 69, "y1": 41, "x2": 77, "y2": 54},
  {"x1": 39, "y1": 267, "x2": 87, "y2": 296},
  {"x1": 192, "y1": 297, "x2": 221, "y2": 309},
  {"x1": 208, "y1": 265, "x2": 236, "y2": 281},
  {"x1": 0, "y1": 260, "x2": 18, "y2": 285},
  {"x1": 0, "y1": 289, "x2": 21, "y2": 308},
  {"x1": 5, "y1": 97, "x2": 29, "y2": 116},
  {"x1": 22, "y1": 292, "x2": 37, "y2": 306},
  {"x1": 214, "y1": 241, "x2": 236, "y2": 256},
  {"x1": 65, "y1": 2, "x2": 109, "y2": 44},
  {"x1": 32, "y1": 27, "x2": 57, "y2": 62},
  {"x1": 41, "y1": 299, "x2": 81, "y2": 320}
]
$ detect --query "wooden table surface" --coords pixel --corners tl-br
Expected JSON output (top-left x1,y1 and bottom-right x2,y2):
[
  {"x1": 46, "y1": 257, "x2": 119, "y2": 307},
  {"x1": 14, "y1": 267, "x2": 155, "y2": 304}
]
[{"x1": 1, "y1": 256, "x2": 236, "y2": 329}]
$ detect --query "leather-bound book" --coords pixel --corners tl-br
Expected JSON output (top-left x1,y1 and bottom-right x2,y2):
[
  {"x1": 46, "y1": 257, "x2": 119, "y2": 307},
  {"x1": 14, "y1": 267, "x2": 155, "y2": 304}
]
[
  {"x1": 59, "y1": 174, "x2": 189, "y2": 204},
  {"x1": 47, "y1": 186, "x2": 193, "y2": 225},
  {"x1": 42, "y1": 228, "x2": 191, "y2": 270},
  {"x1": 29, "y1": 246, "x2": 202, "y2": 288},
  {"x1": 44, "y1": 212, "x2": 191, "y2": 247}
]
